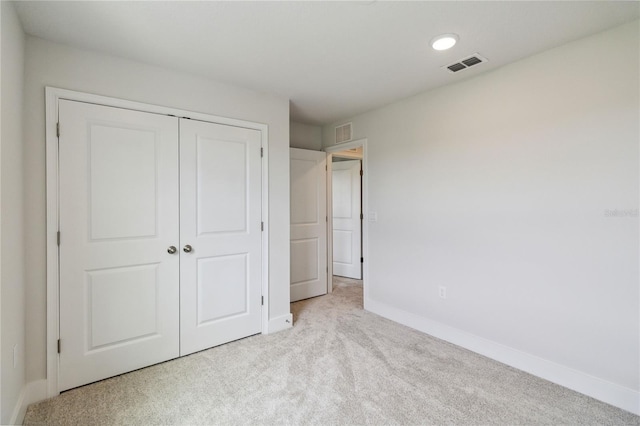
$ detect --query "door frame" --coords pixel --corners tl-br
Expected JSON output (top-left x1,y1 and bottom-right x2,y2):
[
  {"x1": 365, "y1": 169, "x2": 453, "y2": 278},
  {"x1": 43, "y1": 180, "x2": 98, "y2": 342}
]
[
  {"x1": 324, "y1": 139, "x2": 368, "y2": 298},
  {"x1": 45, "y1": 87, "x2": 270, "y2": 397}
]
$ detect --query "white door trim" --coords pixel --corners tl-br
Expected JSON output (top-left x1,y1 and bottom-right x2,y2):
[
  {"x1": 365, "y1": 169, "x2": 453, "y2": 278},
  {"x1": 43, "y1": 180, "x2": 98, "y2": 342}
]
[
  {"x1": 45, "y1": 87, "x2": 270, "y2": 397},
  {"x1": 324, "y1": 139, "x2": 368, "y2": 298}
]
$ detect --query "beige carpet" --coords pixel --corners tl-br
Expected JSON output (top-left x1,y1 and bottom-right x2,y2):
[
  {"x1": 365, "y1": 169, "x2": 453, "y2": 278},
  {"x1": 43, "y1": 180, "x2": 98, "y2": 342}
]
[{"x1": 25, "y1": 280, "x2": 638, "y2": 425}]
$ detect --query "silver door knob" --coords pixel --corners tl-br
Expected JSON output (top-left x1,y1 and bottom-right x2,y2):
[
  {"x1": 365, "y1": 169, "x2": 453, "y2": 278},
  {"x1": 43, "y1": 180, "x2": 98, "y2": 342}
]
[
  {"x1": 167, "y1": 246, "x2": 177, "y2": 254},
  {"x1": 183, "y1": 244, "x2": 193, "y2": 253}
]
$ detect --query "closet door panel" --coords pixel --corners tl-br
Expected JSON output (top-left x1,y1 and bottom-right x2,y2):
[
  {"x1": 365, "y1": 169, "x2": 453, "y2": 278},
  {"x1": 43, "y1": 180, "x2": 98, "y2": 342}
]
[
  {"x1": 196, "y1": 137, "x2": 247, "y2": 234},
  {"x1": 180, "y1": 119, "x2": 262, "y2": 356},
  {"x1": 58, "y1": 100, "x2": 180, "y2": 391}
]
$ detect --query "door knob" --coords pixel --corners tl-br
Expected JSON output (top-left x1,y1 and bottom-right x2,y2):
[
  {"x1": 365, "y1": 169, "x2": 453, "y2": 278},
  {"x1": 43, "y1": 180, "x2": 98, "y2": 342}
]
[
  {"x1": 167, "y1": 246, "x2": 177, "y2": 254},
  {"x1": 183, "y1": 244, "x2": 193, "y2": 253}
]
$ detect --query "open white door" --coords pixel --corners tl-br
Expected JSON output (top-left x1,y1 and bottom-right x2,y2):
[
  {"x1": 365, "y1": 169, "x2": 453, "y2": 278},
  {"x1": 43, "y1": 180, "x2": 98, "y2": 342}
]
[
  {"x1": 290, "y1": 148, "x2": 327, "y2": 302},
  {"x1": 58, "y1": 100, "x2": 180, "y2": 391},
  {"x1": 332, "y1": 160, "x2": 362, "y2": 279},
  {"x1": 179, "y1": 119, "x2": 263, "y2": 356}
]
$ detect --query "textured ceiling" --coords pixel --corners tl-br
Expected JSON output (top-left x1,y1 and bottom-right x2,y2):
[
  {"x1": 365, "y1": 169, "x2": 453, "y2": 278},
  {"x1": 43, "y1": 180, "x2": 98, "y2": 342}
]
[{"x1": 14, "y1": 1, "x2": 639, "y2": 125}]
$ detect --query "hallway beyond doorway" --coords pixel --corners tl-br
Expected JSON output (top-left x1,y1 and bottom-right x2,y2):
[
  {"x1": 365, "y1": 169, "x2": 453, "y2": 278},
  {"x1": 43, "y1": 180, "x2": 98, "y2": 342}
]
[{"x1": 333, "y1": 275, "x2": 362, "y2": 290}]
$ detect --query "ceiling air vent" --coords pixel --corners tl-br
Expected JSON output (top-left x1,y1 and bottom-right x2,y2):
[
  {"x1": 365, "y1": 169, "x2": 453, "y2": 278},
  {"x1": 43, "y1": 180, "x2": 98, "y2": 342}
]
[
  {"x1": 335, "y1": 122, "x2": 352, "y2": 144},
  {"x1": 444, "y1": 53, "x2": 488, "y2": 73}
]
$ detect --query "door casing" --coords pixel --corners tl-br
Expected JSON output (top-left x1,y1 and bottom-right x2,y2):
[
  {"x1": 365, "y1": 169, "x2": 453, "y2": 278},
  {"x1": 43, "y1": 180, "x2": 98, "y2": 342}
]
[{"x1": 45, "y1": 87, "x2": 270, "y2": 397}]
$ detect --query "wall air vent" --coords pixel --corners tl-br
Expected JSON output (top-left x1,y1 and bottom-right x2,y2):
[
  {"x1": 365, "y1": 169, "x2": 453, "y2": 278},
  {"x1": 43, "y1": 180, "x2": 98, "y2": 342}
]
[
  {"x1": 444, "y1": 53, "x2": 488, "y2": 73},
  {"x1": 335, "y1": 122, "x2": 353, "y2": 144}
]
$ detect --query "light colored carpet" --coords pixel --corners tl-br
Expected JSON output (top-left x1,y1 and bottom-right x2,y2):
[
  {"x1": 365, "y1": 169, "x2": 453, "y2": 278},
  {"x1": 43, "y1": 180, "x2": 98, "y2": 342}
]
[
  {"x1": 24, "y1": 280, "x2": 638, "y2": 425},
  {"x1": 332, "y1": 275, "x2": 363, "y2": 287}
]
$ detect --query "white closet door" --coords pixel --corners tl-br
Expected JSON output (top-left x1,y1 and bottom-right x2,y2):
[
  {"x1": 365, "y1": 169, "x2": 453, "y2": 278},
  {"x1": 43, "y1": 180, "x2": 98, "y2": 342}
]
[
  {"x1": 58, "y1": 100, "x2": 180, "y2": 391},
  {"x1": 290, "y1": 148, "x2": 327, "y2": 302},
  {"x1": 332, "y1": 160, "x2": 362, "y2": 279},
  {"x1": 179, "y1": 119, "x2": 263, "y2": 356}
]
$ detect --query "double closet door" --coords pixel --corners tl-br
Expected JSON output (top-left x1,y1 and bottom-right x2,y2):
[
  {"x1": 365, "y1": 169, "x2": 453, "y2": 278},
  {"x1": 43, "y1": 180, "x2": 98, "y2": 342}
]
[{"x1": 58, "y1": 100, "x2": 262, "y2": 391}]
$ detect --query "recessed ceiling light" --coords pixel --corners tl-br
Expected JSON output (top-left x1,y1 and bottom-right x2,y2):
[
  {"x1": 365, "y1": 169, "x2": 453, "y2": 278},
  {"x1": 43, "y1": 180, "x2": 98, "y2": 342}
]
[{"x1": 431, "y1": 34, "x2": 459, "y2": 51}]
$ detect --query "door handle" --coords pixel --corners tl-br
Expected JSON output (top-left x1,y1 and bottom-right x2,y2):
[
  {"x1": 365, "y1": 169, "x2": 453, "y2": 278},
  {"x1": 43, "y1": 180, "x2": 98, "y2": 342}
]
[
  {"x1": 183, "y1": 244, "x2": 193, "y2": 253},
  {"x1": 167, "y1": 246, "x2": 177, "y2": 254}
]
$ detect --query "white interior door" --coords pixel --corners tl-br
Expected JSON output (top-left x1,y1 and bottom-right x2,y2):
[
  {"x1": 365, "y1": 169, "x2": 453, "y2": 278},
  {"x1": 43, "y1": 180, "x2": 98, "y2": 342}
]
[
  {"x1": 58, "y1": 100, "x2": 180, "y2": 391},
  {"x1": 290, "y1": 148, "x2": 327, "y2": 302},
  {"x1": 179, "y1": 119, "x2": 263, "y2": 356},
  {"x1": 332, "y1": 160, "x2": 362, "y2": 279}
]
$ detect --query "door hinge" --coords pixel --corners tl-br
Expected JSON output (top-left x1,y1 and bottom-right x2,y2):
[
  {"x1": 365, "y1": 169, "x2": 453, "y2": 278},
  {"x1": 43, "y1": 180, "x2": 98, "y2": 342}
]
[
  {"x1": 261, "y1": 296, "x2": 264, "y2": 306},
  {"x1": 360, "y1": 213, "x2": 364, "y2": 220},
  {"x1": 360, "y1": 169, "x2": 363, "y2": 176},
  {"x1": 261, "y1": 222, "x2": 264, "y2": 231},
  {"x1": 57, "y1": 231, "x2": 61, "y2": 246},
  {"x1": 261, "y1": 147, "x2": 264, "y2": 157},
  {"x1": 326, "y1": 216, "x2": 328, "y2": 222},
  {"x1": 57, "y1": 339, "x2": 61, "y2": 354},
  {"x1": 56, "y1": 123, "x2": 60, "y2": 138},
  {"x1": 361, "y1": 257, "x2": 364, "y2": 263}
]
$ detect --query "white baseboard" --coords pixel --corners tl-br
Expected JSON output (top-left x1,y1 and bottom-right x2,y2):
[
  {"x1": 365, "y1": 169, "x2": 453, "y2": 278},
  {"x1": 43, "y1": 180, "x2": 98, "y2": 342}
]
[
  {"x1": 8, "y1": 386, "x2": 27, "y2": 426},
  {"x1": 9, "y1": 379, "x2": 47, "y2": 425},
  {"x1": 365, "y1": 297, "x2": 640, "y2": 416},
  {"x1": 267, "y1": 313, "x2": 293, "y2": 334}
]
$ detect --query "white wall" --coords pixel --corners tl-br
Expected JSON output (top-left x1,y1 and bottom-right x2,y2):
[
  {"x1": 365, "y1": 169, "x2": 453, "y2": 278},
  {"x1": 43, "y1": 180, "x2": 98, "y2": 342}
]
[
  {"x1": 323, "y1": 21, "x2": 639, "y2": 412},
  {"x1": 23, "y1": 37, "x2": 291, "y2": 384},
  {"x1": 1, "y1": 1, "x2": 26, "y2": 423},
  {"x1": 290, "y1": 121, "x2": 322, "y2": 151}
]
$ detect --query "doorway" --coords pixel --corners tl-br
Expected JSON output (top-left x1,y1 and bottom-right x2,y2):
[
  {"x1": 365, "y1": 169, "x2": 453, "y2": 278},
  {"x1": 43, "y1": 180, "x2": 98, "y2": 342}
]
[
  {"x1": 331, "y1": 154, "x2": 362, "y2": 280},
  {"x1": 325, "y1": 139, "x2": 368, "y2": 299}
]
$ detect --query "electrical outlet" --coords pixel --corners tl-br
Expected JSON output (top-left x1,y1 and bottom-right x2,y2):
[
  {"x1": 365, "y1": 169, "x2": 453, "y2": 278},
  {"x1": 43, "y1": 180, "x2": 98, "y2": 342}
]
[
  {"x1": 439, "y1": 286, "x2": 447, "y2": 299},
  {"x1": 13, "y1": 344, "x2": 18, "y2": 368}
]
